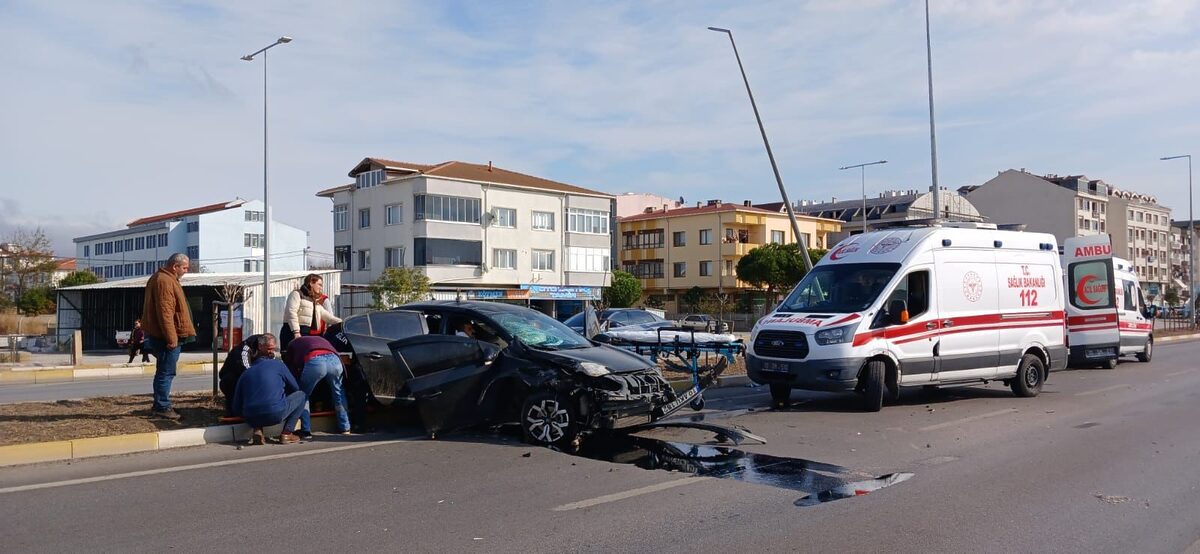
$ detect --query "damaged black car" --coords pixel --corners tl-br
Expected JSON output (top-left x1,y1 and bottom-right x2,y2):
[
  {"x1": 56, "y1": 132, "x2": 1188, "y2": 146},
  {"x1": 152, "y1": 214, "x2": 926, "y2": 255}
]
[{"x1": 333, "y1": 301, "x2": 722, "y2": 449}]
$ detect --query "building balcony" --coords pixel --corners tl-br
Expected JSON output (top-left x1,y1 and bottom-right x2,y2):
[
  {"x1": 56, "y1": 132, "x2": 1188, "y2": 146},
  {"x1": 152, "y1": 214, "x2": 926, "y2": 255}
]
[{"x1": 721, "y1": 241, "x2": 760, "y2": 257}]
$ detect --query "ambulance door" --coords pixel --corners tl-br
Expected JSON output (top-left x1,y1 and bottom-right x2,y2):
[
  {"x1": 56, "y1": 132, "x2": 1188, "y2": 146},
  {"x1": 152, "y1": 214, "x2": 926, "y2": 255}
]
[
  {"x1": 877, "y1": 267, "x2": 936, "y2": 384},
  {"x1": 1118, "y1": 279, "x2": 1152, "y2": 354},
  {"x1": 932, "y1": 249, "x2": 1000, "y2": 381},
  {"x1": 1063, "y1": 236, "x2": 1119, "y2": 365}
]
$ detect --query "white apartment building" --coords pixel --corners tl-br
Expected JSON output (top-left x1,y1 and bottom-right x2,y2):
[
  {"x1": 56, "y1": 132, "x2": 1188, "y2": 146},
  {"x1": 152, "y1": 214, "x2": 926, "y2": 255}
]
[
  {"x1": 73, "y1": 199, "x2": 309, "y2": 278},
  {"x1": 317, "y1": 158, "x2": 616, "y2": 318},
  {"x1": 1170, "y1": 220, "x2": 1197, "y2": 306},
  {"x1": 1107, "y1": 187, "x2": 1172, "y2": 299}
]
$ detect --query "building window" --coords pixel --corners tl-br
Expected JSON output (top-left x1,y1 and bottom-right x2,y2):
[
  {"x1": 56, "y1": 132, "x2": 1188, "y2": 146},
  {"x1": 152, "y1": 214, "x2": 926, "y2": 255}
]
[
  {"x1": 385, "y1": 246, "x2": 405, "y2": 268},
  {"x1": 771, "y1": 230, "x2": 785, "y2": 244},
  {"x1": 673, "y1": 262, "x2": 686, "y2": 277},
  {"x1": 627, "y1": 259, "x2": 664, "y2": 279},
  {"x1": 135, "y1": 237, "x2": 144, "y2": 250},
  {"x1": 724, "y1": 259, "x2": 734, "y2": 276},
  {"x1": 357, "y1": 249, "x2": 371, "y2": 270},
  {"x1": 115, "y1": 240, "x2": 124, "y2": 253},
  {"x1": 699, "y1": 229, "x2": 712, "y2": 245},
  {"x1": 355, "y1": 169, "x2": 385, "y2": 189},
  {"x1": 147, "y1": 235, "x2": 156, "y2": 249},
  {"x1": 385, "y1": 203, "x2": 403, "y2": 226},
  {"x1": 186, "y1": 246, "x2": 199, "y2": 260},
  {"x1": 532, "y1": 249, "x2": 555, "y2": 271},
  {"x1": 567, "y1": 247, "x2": 609, "y2": 272},
  {"x1": 159, "y1": 233, "x2": 168, "y2": 245},
  {"x1": 244, "y1": 233, "x2": 264, "y2": 248},
  {"x1": 83, "y1": 245, "x2": 90, "y2": 257},
  {"x1": 359, "y1": 208, "x2": 371, "y2": 229},
  {"x1": 414, "y1": 194, "x2": 481, "y2": 224},
  {"x1": 673, "y1": 231, "x2": 686, "y2": 247},
  {"x1": 414, "y1": 238, "x2": 482, "y2": 266},
  {"x1": 532, "y1": 211, "x2": 555, "y2": 231},
  {"x1": 567, "y1": 208, "x2": 610, "y2": 234},
  {"x1": 334, "y1": 246, "x2": 350, "y2": 270},
  {"x1": 494, "y1": 249, "x2": 517, "y2": 270},
  {"x1": 124, "y1": 238, "x2": 134, "y2": 251},
  {"x1": 244, "y1": 260, "x2": 252, "y2": 272},
  {"x1": 624, "y1": 229, "x2": 664, "y2": 249},
  {"x1": 245, "y1": 210, "x2": 265, "y2": 222},
  {"x1": 699, "y1": 260, "x2": 712, "y2": 276},
  {"x1": 493, "y1": 207, "x2": 516, "y2": 228},
  {"x1": 334, "y1": 204, "x2": 348, "y2": 231},
  {"x1": 186, "y1": 222, "x2": 199, "y2": 233}
]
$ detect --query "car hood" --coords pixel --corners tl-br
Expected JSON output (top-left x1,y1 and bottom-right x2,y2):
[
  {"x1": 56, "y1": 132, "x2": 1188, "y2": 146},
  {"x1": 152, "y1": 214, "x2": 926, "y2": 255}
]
[{"x1": 530, "y1": 343, "x2": 655, "y2": 374}]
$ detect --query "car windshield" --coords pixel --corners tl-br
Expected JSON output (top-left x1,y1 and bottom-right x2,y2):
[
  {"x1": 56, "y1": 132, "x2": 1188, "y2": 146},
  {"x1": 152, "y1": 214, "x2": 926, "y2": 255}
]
[
  {"x1": 493, "y1": 310, "x2": 593, "y2": 349},
  {"x1": 778, "y1": 263, "x2": 900, "y2": 314}
]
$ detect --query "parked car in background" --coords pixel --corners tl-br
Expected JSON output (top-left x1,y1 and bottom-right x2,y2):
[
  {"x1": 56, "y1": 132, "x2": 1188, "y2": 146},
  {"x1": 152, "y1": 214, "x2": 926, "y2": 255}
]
[
  {"x1": 334, "y1": 301, "x2": 697, "y2": 449},
  {"x1": 677, "y1": 314, "x2": 730, "y2": 333},
  {"x1": 563, "y1": 308, "x2": 666, "y2": 335}
]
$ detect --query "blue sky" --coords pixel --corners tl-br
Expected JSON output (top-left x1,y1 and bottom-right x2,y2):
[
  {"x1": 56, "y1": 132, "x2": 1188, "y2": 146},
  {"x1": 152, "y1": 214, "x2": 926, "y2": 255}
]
[{"x1": 2, "y1": 0, "x2": 1198, "y2": 255}]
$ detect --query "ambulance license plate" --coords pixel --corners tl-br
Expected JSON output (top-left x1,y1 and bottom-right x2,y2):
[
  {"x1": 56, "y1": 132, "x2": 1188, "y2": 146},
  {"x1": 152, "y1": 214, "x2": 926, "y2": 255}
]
[
  {"x1": 761, "y1": 361, "x2": 790, "y2": 373},
  {"x1": 1085, "y1": 348, "x2": 1114, "y2": 359}
]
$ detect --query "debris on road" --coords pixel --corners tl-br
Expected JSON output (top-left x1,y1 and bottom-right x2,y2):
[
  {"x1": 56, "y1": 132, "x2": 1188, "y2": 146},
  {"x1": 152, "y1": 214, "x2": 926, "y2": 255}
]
[{"x1": 1094, "y1": 494, "x2": 1131, "y2": 504}]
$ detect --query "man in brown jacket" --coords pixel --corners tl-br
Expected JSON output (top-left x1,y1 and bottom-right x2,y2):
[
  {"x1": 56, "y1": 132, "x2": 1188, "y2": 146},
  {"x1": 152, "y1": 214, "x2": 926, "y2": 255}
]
[{"x1": 142, "y1": 253, "x2": 196, "y2": 419}]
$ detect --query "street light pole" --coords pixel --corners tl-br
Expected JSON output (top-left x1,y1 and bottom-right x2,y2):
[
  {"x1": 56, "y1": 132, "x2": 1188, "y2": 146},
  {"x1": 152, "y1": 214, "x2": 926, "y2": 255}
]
[
  {"x1": 1161, "y1": 154, "x2": 1194, "y2": 329},
  {"x1": 924, "y1": 0, "x2": 941, "y2": 223},
  {"x1": 839, "y1": 160, "x2": 888, "y2": 234},
  {"x1": 241, "y1": 36, "x2": 292, "y2": 335},
  {"x1": 708, "y1": 26, "x2": 812, "y2": 272}
]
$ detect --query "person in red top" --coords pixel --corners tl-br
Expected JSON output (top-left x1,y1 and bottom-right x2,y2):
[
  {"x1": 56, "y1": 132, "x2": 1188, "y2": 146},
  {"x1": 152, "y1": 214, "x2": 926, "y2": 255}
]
[
  {"x1": 127, "y1": 320, "x2": 150, "y2": 364},
  {"x1": 283, "y1": 335, "x2": 350, "y2": 435}
]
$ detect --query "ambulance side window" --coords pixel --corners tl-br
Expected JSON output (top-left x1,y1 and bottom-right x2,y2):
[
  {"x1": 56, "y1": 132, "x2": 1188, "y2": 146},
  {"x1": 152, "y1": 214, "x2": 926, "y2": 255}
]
[
  {"x1": 877, "y1": 270, "x2": 929, "y2": 328},
  {"x1": 1122, "y1": 281, "x2": 1136, "y2": 312}
]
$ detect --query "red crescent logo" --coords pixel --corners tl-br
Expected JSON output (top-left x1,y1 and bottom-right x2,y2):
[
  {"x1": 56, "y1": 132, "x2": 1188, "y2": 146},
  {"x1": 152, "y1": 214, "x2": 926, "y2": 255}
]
[
  {"x1": 830, "y1": 243, "x2": 858, "y2": 261},
  {"x1": 1076, "y1": 274, "x2": 1101, "y2": 305}
]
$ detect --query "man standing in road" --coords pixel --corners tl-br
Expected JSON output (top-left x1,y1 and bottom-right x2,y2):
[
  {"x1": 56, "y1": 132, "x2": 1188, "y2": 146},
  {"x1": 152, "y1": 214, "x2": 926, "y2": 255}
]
[{"x1": 141, "y1": 253, "x2": 196, "y2": 420}]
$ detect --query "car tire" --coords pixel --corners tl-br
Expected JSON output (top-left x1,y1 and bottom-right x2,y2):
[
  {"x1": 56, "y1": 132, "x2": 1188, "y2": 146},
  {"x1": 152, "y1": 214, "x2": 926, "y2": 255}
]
[
  {"x1": 1011, "y1": 354, "x2": 1045, "y2": 398},
  {"x1": 769, "y1": 384, "x2": 791, "y2": 409},
  {"x1": 861, "y1": 360, "x2": 885, "y2": 412},
  {"x1": 1100, "y1": 357, "x2": 1118, "y2": 370},
  {"x1": 1136, "y1": 337, "x2": 1153, "y2": 363},
  {"x1": 521, "y1": 390, "x2": 578, "y2": 450}
]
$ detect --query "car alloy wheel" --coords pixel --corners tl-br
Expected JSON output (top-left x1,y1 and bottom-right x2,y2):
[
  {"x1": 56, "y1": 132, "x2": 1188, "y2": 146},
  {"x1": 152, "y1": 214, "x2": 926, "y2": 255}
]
[{"x1": 524, "y1": 394, "x2": 572, "y2": 445}]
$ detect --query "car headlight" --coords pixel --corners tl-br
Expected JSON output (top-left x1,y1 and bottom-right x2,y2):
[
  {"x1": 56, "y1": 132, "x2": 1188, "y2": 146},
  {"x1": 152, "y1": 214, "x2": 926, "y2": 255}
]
[
  {"x1": 579, "y1": 362, "x2": 611, "y2": 377},
  {"x1": 814, "y1": 323, "x2": 859, "y2": 346}
]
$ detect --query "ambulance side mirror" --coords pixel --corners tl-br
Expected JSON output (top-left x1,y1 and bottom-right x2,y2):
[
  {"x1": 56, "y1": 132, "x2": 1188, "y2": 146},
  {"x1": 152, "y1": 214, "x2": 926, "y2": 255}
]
[{"x1": 888, "y1": 300, "x2": 909, "y2": 326}]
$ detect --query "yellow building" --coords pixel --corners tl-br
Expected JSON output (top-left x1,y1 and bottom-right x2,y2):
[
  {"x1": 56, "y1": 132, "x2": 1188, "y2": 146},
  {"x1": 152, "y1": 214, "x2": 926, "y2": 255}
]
[{"x1": 618, "y1": 200, "x2": 842, "y2": 313}]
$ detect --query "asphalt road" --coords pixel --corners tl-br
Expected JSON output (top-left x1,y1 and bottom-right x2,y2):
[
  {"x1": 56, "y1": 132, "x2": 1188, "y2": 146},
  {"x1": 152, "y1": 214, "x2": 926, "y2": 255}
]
[
  {"x1": 0, "y1": 375, "x2": 213, "y2": 404},
  {"x1": 2, "y1": 340, "x2": 1199, "y2": 553}
]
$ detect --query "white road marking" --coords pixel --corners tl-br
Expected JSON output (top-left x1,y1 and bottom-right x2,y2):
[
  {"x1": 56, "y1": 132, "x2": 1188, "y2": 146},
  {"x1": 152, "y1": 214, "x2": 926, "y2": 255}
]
[
  {"x1": 552, "y1": 477, "x2": 711, "y2": 511},
  {"x1": 918, "y1": 408, "x2": 1018, "y2": 432},
  {"x1": 1184, "y1": 536, "x2": 1200, "y2": 554},
  {"x1": 0, "y1": 439, "x2": 412, "y2": 495},
  {"x1": 1075, "y1": 384, "x2": 1132, "y2": 397},
  {"x1": 1165, "y1": 369, "x2": 1196, "y2": 378}
]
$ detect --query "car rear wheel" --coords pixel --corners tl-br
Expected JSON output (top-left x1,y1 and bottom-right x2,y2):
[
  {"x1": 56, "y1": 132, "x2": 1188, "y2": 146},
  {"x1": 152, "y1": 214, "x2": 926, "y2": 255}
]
[
  {"x1": 521, "y1": 390, "x2": 578, "y2": 450},
  {"x1": 860, "y1": 360, "x2": 885, "y2": 412},
  {"x1": 1136, "y1": 338, "x2": 1153, "y2": 363},
  {"x1": 1100, "y1": 357, "x2": 1118, "y2": 370},
  {"x1": 769, "y1": 384, "x2": 791, "y2": 409},
  {"x1": 1011, "y1": 354, "x2": 1045, "y2": 397}
]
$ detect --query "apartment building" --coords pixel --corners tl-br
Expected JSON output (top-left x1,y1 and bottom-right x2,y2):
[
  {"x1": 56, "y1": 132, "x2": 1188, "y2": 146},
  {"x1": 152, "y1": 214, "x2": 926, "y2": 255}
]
[
  {"x1": 618, "y1": 200, "x2": 841, "y2": 313},
  {"x1": 1107, "y1": 187, "x2": 1172, "y2": 299},
  {"x1": 73, "y1": 199, "x2": 309, "y2": 278},
  {"x1": 959, "y1": 169, "x2": 1112, "y2": 242},
  {"x1": 785, "y1": 188, "x2": 985, "y2": 243},
  {"x1": 1170, "y1": 220, "x2": 1197, "y2": 305},
  {"x1": 317, "y1": 158, "x2": 615, "y2": 318}
]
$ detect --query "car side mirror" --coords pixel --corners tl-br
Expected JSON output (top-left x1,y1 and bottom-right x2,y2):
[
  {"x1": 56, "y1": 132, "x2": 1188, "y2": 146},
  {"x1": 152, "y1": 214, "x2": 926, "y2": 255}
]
[{"x1": 888, "y1": 299, "x2": 909, "y2": 325}]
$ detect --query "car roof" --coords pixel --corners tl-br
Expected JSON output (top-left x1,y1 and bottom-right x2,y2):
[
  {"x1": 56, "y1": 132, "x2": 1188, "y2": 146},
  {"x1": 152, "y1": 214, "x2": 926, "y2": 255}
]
[{"x1": 396, "y1": 300, "x2": 536, "y2": 316}]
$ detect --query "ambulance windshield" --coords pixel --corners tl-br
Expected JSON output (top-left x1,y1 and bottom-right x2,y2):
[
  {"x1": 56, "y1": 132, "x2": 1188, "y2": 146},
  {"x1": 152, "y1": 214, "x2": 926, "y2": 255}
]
[{"x1": 778, "y1": 263, "x2": 900, "y2": 314}]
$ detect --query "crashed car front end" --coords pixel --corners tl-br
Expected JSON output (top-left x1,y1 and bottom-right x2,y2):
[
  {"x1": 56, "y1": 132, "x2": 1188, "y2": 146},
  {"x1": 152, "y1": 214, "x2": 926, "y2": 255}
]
[{"x1": 578, "y1": 368, "x2": 676, "y2": 430}]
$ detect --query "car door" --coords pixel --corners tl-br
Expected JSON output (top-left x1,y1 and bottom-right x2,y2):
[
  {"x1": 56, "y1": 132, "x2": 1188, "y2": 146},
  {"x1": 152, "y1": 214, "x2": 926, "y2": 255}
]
[
  {"x1": 881, "y1": 267, "x2": 937, "y2": 385},
  {"x1": 389, "y1": 335, "x2": 502, "y2": 435},
  {"x1": 933, "y1": 249, "x2": 1000, "y2": 380},
  {"x1": 344, "y1": 311, "x2": 427, "y2": 406}
]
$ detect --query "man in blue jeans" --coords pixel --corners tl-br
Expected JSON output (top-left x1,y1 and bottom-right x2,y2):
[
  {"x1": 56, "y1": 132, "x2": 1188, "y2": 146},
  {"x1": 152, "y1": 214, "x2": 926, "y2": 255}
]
[
  {"x1": 232, "y1": 334, "x2": 306, "y2": 445},
  {"x1": 283, "y1": 335, "x2": 351, "y2": 435},
  {"x1": 140, "y1": 253, "x2": 196, "y2": 420}
]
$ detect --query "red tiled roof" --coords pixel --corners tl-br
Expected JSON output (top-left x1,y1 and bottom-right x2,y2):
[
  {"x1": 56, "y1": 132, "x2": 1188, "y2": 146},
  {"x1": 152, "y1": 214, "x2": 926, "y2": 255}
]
[
  {"x1": 327, "y1": 157, "x2": 612, "y2": 198},
  {"x1": 619, "y1": 203, "x2": 784, "y2": 223},
  {"x1": 316, "y1": 183, "x2": 353, "y2": 198},
  {"x1": 127, "y1": 199, "x2": 246, "y2": 227},
  {"x1": 56, "y1": 259, "x2": 76, "y2": 271}
]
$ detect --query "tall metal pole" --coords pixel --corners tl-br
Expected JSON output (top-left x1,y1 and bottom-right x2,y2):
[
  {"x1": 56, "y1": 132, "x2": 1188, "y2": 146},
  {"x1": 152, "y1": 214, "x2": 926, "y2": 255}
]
[
  {"x1": 839, "y1": 160, "x2": 888, "y2": 234},
  {"x1": 925, "y1": 0, "x2": 941, "y2": 223},
  {"x1": 709, "y1": 27, "x2": 812, "y2": 272},
  {"x1": 242, "y1": 36, "x2": 291, "y2": 335},
  {"x1": 1162, "y1": 154, "x2": 1194, "y2": 329}
]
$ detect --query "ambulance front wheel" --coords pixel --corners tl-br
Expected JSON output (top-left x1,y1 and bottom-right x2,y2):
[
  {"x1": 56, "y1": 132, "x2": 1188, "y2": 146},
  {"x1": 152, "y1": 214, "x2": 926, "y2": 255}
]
[
  {"x1": 860, "y1": 360, "x2": 885, "y2": 412},
  {"x1": 769, "y1": 384, "x2": 791, "y2": 409},
  {"x1": 1136, "y1": 338, "x2": 1153, "y2": 363},
  {"x1": 1011, "y1": 354, "x2": 1045, "y2": 398}
]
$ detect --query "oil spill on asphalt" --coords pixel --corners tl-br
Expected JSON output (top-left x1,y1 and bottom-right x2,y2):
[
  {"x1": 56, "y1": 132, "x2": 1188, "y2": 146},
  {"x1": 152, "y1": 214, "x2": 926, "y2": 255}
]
[{"x1": 576, "y1": 433, "x2": 913, "y2": 507}]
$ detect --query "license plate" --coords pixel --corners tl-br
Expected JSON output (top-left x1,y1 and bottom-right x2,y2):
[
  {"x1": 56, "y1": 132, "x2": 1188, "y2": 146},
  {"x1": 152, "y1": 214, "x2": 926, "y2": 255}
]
[
  {"x1": 660, "y1": 385, "x2": 700, "y2": 416},
  {"x1": 1085, "y1": 348, "x2": 1113, "y2": 359},
  {"x1": 761, "y1": 361, "x2": 790, "y2": 373}
]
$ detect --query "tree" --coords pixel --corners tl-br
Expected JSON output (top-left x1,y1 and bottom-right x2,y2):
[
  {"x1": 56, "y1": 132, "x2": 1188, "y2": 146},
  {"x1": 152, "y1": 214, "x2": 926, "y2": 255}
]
[
  {"x1": 17, "y1": 286, "x2": 55, "y2": 315},
  {"x1": 57, "y1": 270, "x2": 100, "y2": 289},
  {"x1": 1164, "y1": 285, "x2": 1180, "y2": 308},
  {"x1": 680, "y1": 286, "x2": 705, "y2": 313},
  {"x1": 369, "y1": 267, "x2": 431, "y2": 309},
  {"x1": 2, "y1": 227, "x2": 59, "y2": 303},
  {"x1": 736, "y1": 243, "x2": 827, "y2": 311},
  {"x1": 603, "y1": 270, "x2": 641, "y2": 308}
]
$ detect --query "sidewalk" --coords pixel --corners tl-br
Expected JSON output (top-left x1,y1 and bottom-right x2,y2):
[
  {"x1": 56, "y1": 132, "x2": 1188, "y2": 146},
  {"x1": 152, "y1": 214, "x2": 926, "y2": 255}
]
[{"x1": 0, "y1": 352, "x2": 216, "y2": 384}]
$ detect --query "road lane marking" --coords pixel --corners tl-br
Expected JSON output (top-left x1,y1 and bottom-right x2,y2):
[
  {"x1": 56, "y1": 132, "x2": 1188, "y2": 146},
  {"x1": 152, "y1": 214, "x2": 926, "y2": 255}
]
[
  {"x1": 552, "y1": 477, "x2": 712, "y2": 511},
  {"x1": 918, "y1": 408, "x2": 1018, "y2": 432},
  {"x1": 1165, "y1": 369, "x2": 1196, "y2": 378},
  {"x1": 0, "y1": 439, "x2": 412, "y2": 495},
  {"x1": 1075, "y1": 384, "x2": 1132, "y2": 397}
]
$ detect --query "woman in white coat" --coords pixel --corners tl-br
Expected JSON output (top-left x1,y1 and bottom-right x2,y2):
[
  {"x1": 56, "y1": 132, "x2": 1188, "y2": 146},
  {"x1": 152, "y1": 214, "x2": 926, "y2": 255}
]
[{"x1": 281, "y1": 274, "x2": 342, "y2": 350}]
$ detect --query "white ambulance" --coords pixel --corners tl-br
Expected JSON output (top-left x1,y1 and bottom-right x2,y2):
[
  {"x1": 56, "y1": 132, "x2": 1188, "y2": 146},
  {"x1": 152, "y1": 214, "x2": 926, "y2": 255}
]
[
  {"x1": 747, "y1": 223, "x2": 1067, "y2": 411},
  {"x1": 1062, "y1": 235, "x2": 1154, "y2": 368}
]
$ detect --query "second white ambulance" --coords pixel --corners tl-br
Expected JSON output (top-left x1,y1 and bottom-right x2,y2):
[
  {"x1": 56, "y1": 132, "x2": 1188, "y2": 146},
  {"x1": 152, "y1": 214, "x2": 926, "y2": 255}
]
[
  {"x1": 747, "y1": 223, "x2": 1067, "y2": 411},
  {"x1": 1062, "y1": 234, "x2": 1155, "y2": 369}
]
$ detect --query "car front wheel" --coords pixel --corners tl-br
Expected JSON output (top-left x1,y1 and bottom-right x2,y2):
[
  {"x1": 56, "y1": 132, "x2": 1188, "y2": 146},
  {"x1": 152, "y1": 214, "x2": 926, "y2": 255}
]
[{"x1": 521, "y1": 390, "x2": 578, "y2": 450}]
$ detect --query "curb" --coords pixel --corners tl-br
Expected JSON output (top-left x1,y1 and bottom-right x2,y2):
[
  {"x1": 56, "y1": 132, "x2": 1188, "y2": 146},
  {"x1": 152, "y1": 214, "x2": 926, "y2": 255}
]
[
  {"x1": 1158, "y1": 333, "x2": 1200, "y2": 343},
  {"x1": 0, "y1": 362, "x2": 213, "y2": 385},
  {"x1": 0, "y1": 414, "x2": 340, "y2": 468}
]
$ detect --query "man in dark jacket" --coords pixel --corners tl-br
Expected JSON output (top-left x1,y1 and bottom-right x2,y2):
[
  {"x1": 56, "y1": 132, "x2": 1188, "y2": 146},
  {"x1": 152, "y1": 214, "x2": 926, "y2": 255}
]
[
  {"x1": 283, "y1": 335, "x2": 351, "y2": 435},
  {"x1": 232, "y1": 334, "x2": 305, "y2": 445},
  {"x1": 141, "y1": 253, "x2": 196, "y2": 420},
  {"x1": 218, "y1": 334, "x2": 275, "y2": 412}
]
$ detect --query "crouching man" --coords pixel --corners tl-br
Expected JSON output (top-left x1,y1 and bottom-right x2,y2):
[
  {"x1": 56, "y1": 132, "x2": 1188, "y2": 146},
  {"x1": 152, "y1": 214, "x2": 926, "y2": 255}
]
[{"x1": 231, "y1": 334, "x2": 306, "y2": 445}]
